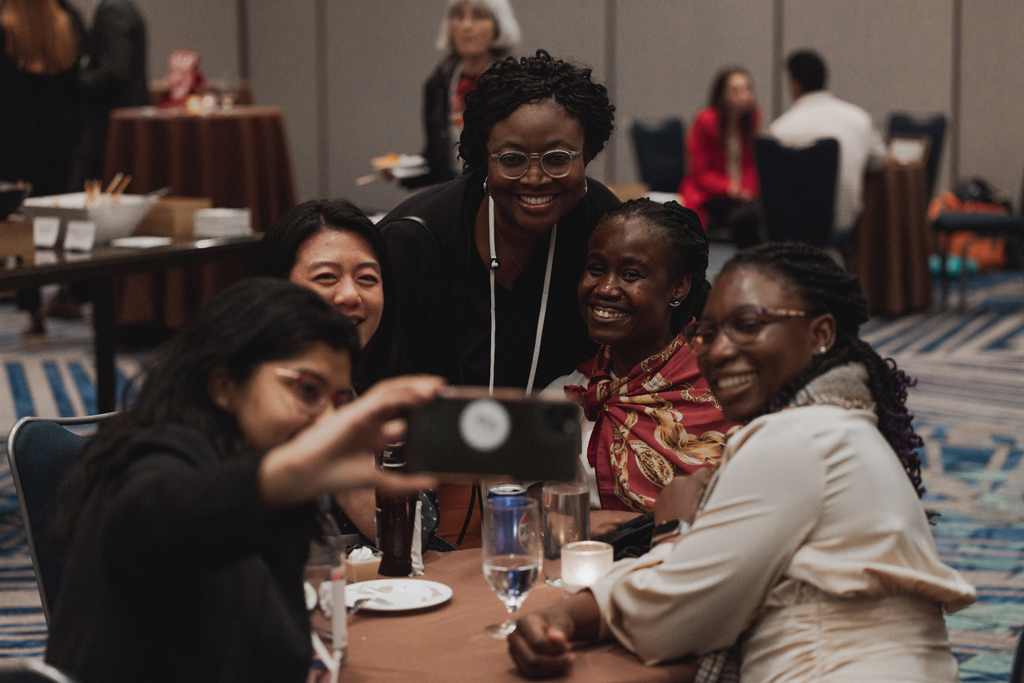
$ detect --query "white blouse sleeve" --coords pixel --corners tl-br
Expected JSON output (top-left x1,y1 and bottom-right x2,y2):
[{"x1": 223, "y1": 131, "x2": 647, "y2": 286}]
[{"x1": 587, "y1": 416, "x2": 826, "y2": 665}]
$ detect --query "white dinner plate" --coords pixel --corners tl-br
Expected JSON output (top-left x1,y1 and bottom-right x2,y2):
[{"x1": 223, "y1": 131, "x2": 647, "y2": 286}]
[
  {"x1": 109, "y1": 236, "x2": 172, "y2": 248},
  {"x1": 345, "y1": 579, "x2": 452, "y2": 612}
]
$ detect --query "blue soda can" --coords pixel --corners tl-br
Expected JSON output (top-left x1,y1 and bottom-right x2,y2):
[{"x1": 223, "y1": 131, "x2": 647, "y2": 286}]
[
  {"x1": 486, "y1": 484, "x2": 529, "y2": 554},
  {"x1": 486, "y1": 484, "x2": 528, "y2": 502}
]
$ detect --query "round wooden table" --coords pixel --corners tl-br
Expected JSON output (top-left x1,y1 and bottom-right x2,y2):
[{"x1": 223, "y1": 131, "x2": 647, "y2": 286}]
[
  {"x1": 103, "y1": 105, "x2": 296, "y2": 232},
  {"x1": 102, "y1": 105, "x2": 295, "y2": 330}
]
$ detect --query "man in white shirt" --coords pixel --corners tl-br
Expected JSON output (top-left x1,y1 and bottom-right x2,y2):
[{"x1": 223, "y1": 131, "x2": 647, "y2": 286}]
[{"x1": 769, "y1": 50, "x2": 885, "y2": 241}]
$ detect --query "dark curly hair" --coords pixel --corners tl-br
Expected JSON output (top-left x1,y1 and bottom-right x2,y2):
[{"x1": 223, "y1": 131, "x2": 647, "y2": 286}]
[
  {"x1": 720, "y1": 243, "x2": 926, "y2": 499},
  {"x1": 459, "y1": 50, "x2": 615, "y2": 172},
  {"x1": 594, "y1": 198, "x2": 710, "y2": 334}
]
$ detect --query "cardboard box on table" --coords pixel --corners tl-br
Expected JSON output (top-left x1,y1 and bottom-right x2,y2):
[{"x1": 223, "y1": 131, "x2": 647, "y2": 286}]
[
  {"x1": 0, "y1": 216, "x2": 33, "y2": 267},
  {"x1": 132, "y1": 197, "x2": 213, "y2": 242}
]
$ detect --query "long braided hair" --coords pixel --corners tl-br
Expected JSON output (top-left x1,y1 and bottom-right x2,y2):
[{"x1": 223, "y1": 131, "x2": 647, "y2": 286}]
[
  {"x1": 594, "y1": 198, "x2": 711, "y2": 334},
  {"x1": 720, "y1": 243, "x2": 926, "y2": 498}
]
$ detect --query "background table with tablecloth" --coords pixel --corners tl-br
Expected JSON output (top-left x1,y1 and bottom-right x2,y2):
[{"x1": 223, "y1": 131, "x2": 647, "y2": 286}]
[{"x1": 101, "y1": 105, "x2": 296, "y2": 329}]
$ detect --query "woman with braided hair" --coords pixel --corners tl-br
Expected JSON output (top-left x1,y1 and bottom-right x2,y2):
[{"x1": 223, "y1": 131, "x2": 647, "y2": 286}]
[
  {"x1": 510, "y1": 242, "x2": 975, "y2": 682},
  {"x1": 545, "y1": 199, "x2": 734, "y2": 536}
]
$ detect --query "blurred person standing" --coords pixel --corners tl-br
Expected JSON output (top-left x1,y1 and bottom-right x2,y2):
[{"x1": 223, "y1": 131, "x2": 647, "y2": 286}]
[
  {"x1": 70, "y1": 0, "x2": 148, "y2": 189},
  {"x1": 680, "y1": 67, "x2": 762, "y2": 248},
  {"x1": 400, "y1": 0, "x2": 520, "y2": 189},
  {"x1": 0, "y1": 0, "x2": 84, "y2": 337},
  {"x1": 769, "y1": 50, "x2": 885, "y2": 246}
]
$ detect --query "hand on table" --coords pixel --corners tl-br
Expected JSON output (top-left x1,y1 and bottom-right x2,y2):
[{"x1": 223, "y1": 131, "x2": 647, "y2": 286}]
[
  {"x1": 590, "y1": 509, "x2": 642, "y2": 537},
  {"x1": 508, "y1": 591, "x2": 602, "y2": 678},
  {"x1": 653, "y1": 466, "x2": 714, "y2": 526},
  {"x1": 258, "y1": 375, "x2": 444, "y2": 508}
]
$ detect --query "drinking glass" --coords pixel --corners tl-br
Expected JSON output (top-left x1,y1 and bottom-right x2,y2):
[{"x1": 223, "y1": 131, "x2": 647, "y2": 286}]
[
  {"x1": 542, "y1": 481, "x2": 590, "y2": 586},
  {"x1": 482, "y1": 497, "x2": 542, "y2": 639}
]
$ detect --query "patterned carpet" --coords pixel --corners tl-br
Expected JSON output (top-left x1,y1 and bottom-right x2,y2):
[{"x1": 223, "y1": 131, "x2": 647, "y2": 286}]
[{"x1": 0, "y1": 270, "x2": 1022, "y2": 677}]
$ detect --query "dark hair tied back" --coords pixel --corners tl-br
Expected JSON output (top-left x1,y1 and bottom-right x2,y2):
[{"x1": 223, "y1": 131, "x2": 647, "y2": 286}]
[
  {"x1": 459, "y1": 50, "x2": 615, "y2": 171},
  {"x1": 595, "y1": 198, "x2": 711, "y2": 334},
  {"x1": 720, "y1": 242, "x2": 926, "y2": 500}
]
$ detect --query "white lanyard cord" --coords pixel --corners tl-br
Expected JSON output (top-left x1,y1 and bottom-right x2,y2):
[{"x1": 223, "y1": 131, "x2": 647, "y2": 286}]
[
  {"x1": 488, "y1": 196, "x2": 498, "y2": 395},
  {"x1": 487, "y1": 195, "x2": 556, "y2": 396}
]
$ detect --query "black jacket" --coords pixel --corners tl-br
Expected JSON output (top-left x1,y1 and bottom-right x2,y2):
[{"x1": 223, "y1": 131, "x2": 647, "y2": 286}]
[
  {"x1": 400, "y1": 55, "x2": 460, "y2": 190},
  {"x1": 378, "y1": 170, "x2": 619, "y2": 388},
  {"x1": 46, "y1": 425, "x2": 313, "y2": 683},
  {"x1": 71, "y1": 0, "x2": 148, "y2": 186}
]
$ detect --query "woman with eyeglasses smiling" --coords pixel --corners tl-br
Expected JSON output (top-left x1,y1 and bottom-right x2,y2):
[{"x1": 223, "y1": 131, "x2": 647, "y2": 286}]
[
  {"x1": 378, "y1": 50, "x2": 619, "y2": 393},
  {"x1": 509, "y1": 243, "x2": 975, "y2": 682},
  {"x1": 46, "y1": 278, "x2": 442, "y2": 683}
]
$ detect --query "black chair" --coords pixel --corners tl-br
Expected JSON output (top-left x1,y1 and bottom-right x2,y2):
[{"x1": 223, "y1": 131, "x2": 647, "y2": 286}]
[
  {"x1": 0, "y1": 661, "x2": 79, "y2": 683},
  {"x1": 630, "y1": 118, "x2": 686, "y2": 193},
  {"x1": 6, "y1": 413, "x2": 116, "y2": 626},
  {"x1": 754, "y1": 137, "x2": 840, "y2": 248},
  {"x1": 933, "y1": 169, "x2": 1024, "y2": 310},
  {"x1": 888, "y1": 113, "x2": 947, "y2": 198}
]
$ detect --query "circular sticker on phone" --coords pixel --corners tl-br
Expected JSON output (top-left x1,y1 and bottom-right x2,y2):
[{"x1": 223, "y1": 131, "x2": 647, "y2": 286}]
[{"x1": 459, "y1": 399, "x2": 511, "y2": 452}]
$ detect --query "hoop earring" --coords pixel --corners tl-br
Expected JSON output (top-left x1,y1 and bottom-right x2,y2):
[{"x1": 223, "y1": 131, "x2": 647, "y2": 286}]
[
  {"x1": 669, "y1": 299, "x2": 681, "y2": 308},
  {"x1": 483, "y1": 177, "x2": 488, "y2": 194},
  {"x1": 584, "y1": 179, "x2": 588, "y2": 195}
]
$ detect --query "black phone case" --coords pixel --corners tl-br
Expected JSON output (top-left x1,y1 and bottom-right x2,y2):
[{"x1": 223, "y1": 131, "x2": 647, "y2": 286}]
[{"x1": 404, "y1": 395, "x2": 581, "y2": 481}]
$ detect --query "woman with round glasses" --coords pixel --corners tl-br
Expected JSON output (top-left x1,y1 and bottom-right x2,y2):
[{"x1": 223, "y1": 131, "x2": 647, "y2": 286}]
[
  {"x1": 509, "y1": 243, "x2": 975, "y2": 682},
  {"x1": 545, "y1": 199, "x2": 734, "y2": 535},
  {"x1": 46, "y1": 278, "x2": 441, "y2": 683},
  {"x1": 379, "y1": 50, "x2": 619, "y2": 392}
]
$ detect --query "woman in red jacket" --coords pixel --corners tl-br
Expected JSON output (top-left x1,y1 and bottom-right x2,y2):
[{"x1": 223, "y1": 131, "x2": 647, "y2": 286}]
[{"x1": 680, "y1": 67, "x2": 761, "y2": 248}]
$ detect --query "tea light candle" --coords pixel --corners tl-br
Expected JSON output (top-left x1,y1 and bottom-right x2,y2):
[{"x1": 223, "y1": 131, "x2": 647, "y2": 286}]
[{"x1": 560, "y1": 541, "x2": 614, "y2": 593}]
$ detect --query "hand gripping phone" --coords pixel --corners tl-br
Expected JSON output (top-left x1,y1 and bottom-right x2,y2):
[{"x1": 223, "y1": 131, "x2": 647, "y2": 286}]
[{"x1": 404, "y1": 387, "x2": 581, "y2": 481}]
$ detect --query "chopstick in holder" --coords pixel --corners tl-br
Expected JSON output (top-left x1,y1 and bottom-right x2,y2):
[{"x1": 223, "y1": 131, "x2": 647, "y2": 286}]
[
  {"x1": 104, "y1": 173, "x2": 124, "y2": 195},
  {"x1": 112, "y1": 174, "x2": 132, "y2": 202}
]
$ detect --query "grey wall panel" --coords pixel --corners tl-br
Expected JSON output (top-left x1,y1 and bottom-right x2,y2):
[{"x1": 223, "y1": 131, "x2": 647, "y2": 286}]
[
  {"x1": 960, "y1": 0, "x2": 1024, "y2": 208},
  {"x1": 613, "y1": 0, "x2": 775, "y2": 186},
  {"x1": 325, "y1": 0, "x2": 439, "y2": 212},
  {"x1": 783, "y1": 0, "x2": 954, "y2": 194},
  {"x1": 132, "y1": 0, "x2": 240, "y2": 83},
  {"x1": 248, "y1": 0, "x2": 318, "y2": 203}
]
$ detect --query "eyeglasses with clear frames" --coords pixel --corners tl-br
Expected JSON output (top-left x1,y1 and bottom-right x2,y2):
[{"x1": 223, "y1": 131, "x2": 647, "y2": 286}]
[
  {"x1": 274, "y1": 367, "x2": 353, "y2": 414},
  {"x1": 488, "y1": 148, "x2": 583, "y2": 180},
  {"x1": 683, "y1": 306, "x2": 813, "y2": 355}
]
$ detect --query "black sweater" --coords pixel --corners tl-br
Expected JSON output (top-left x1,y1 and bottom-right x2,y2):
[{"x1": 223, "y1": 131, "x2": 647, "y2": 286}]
[
  {"x1": 46, "y1": 425, "x2": 313, "y2": 683},
  {"x1": 377, "y1": 170, "x2": 619, "y2": 388}
]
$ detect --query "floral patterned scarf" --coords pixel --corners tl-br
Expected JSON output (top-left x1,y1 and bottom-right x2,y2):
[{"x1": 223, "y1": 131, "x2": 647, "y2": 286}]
[{"x1": 564, "y1": 332, "x2": 736, "y2": 512}]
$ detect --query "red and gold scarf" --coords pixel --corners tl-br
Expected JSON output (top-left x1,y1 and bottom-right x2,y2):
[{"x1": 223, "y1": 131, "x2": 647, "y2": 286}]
[{"x1": 564, "y1": 333, "x2": 736, "y2": 512}]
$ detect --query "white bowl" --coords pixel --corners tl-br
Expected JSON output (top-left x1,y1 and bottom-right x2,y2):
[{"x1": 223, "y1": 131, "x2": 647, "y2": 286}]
[{"x1": 21, "y1": 192, "x2": 158, "y2": 247}]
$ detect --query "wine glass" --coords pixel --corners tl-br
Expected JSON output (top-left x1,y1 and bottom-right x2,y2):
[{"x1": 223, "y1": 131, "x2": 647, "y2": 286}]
[{"x1": 482, "y1": 497, "x2": 542, "y2": 639}]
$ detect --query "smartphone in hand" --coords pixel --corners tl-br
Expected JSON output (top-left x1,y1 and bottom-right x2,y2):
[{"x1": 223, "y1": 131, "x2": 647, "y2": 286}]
[{"x1": 404, "y1": 387, "x2": 581, "y2": 481}]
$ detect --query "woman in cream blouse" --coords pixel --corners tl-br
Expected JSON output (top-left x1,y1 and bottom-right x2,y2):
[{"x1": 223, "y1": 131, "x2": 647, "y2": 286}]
[{"x1": 509, "y1": 243, "x2": 975, "y2": 682}]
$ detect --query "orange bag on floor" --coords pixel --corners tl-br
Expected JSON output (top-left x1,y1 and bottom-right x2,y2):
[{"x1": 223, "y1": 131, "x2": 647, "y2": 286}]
[{"x1": 929, "y1": 192, "x2": 1008, "y2": 271}]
